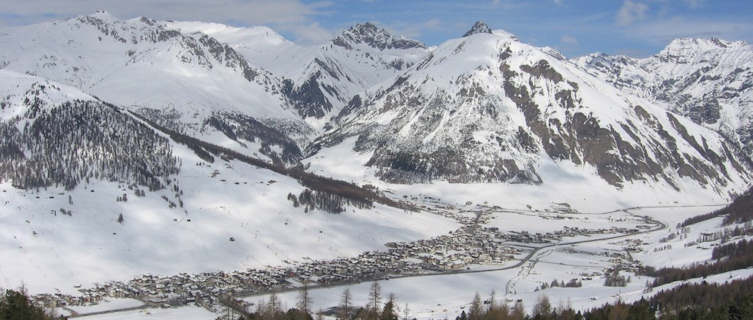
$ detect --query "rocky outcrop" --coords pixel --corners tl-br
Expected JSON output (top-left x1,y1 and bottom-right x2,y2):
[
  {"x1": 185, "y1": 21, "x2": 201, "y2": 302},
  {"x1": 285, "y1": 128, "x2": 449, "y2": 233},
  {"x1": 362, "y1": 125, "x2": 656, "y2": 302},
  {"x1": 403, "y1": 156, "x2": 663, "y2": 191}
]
[{"x1": 463, "y1": 21, "x2": 493, "y2": 37}]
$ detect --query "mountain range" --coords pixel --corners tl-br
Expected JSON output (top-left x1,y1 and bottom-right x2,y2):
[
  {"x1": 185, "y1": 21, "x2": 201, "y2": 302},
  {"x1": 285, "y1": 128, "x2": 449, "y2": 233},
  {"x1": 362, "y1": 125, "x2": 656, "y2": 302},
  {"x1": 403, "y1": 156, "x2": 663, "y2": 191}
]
[{"x1": 1, "y1": 11, "x2": 752, "y2": 293}]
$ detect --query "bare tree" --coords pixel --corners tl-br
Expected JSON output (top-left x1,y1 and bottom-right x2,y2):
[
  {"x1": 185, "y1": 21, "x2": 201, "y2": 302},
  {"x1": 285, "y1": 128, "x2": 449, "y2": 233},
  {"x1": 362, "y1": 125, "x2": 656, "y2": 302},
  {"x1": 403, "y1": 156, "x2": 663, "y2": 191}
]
[
  {"x1": 340, "y1": 288, "x2": 352, "y2": 320},
  {"x1": 468, "y1": 293, "x2": 482, "y2": 320},
  {"x1": 297, "y1": 282, "x2": 312, "y2": 314},
  {"x1": 368, "y1": 282, "x2": 382, "y2": 312},
  {"x1": 268, "y1": 292, "x2": 281, "y2": 316}
]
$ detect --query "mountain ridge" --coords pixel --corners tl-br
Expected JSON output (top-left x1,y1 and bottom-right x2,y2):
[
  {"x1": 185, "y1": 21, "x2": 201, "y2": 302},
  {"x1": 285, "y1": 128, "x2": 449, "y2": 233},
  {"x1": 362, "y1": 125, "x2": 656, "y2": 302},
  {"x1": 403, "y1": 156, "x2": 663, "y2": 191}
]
[{"x1": 0, "y1": 14, "x2": 751, "y2": 196}]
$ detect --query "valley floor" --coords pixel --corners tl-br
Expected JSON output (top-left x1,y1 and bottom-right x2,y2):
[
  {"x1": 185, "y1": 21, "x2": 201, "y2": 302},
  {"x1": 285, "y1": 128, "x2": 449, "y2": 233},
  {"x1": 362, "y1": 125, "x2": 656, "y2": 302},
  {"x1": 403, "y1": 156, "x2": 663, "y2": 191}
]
[{"x1": 38, "y1": 203, "x2": 753, "y2": 320}]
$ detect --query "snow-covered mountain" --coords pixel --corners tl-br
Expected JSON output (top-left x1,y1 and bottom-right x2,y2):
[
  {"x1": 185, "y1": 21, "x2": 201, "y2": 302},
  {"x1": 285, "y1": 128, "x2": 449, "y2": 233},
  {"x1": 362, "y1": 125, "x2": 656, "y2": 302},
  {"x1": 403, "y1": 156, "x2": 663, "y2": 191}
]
[
  {"x1": 2, "y1": 15, "x2": 750, "y2": 195},
  {"x1": 0, "y1": 11, "x2": 312, "y2": 164},
  {"x1": 0, "y1": 69, "x2": 179, "y2": 191},
  {"x1": 575, "y1": 38, "x2": 753, "y2": 155},
  {"x1": 310, "y1": 22, "x2": 751, "y2": 196},
  {"x1": 0, "y1": 12, "x2": 432, "y2": 165},
  {"x1": 0, "y1": 68, "x2": 457, "y2": 293},
  {"x1": 167, "y1": 21, "x2": 429, "y2": 128},
  {"x1": 2, "y1": 13, "x2": 753, "y2": 295}
]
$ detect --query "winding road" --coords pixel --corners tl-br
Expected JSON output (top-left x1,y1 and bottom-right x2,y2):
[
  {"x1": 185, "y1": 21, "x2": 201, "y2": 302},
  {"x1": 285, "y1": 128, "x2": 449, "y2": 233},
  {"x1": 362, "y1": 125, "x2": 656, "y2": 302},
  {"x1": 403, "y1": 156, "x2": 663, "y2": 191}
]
[{"x1": 71, "y1": 203, "x2": 721, "y2": 318}]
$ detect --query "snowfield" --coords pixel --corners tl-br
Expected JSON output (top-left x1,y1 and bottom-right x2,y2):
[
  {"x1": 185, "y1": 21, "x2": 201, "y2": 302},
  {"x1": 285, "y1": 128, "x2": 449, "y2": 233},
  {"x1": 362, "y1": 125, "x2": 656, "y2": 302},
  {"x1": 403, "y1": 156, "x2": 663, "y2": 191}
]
[
  {"x1": 0, "y1": 134, "x2": 458, "y2": 294},
  {"x1": 243, "y1": 207, "x2": 753, "y2": 320},
  {"x1": 1, "y1": 12, "x2": 752, "y2": 320},
  {"x1": 73, "y1": 304, "x2": 216, "y2": 320},
  {"x1": 305, "y1": 137, "x2": 731, "y2": 214}
]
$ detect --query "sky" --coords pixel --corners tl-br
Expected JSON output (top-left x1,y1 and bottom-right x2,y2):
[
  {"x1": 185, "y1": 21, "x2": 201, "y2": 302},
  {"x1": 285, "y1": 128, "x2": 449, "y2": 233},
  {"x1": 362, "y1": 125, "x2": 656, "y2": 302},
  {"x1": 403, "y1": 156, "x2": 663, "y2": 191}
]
[{"x1": 0, "y1": 0, "x2": 751, "y2": 57}]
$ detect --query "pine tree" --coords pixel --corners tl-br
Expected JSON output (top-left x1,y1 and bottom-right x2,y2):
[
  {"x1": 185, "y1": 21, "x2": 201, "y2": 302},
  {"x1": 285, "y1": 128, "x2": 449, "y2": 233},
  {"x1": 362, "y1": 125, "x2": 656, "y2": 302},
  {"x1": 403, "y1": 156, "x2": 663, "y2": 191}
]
[
  {"x1": 532, "y1": 295, "x2": 552, "y2": 319},
  {"x1": 0, "y1": 288, "x2": 54, "y2": 320},
  {"x1": 510, "y1": 301, "x2": 524, "y2": 320},
  {"x1": 380, "y1": 294, "x2": 397, "y2": 320}
]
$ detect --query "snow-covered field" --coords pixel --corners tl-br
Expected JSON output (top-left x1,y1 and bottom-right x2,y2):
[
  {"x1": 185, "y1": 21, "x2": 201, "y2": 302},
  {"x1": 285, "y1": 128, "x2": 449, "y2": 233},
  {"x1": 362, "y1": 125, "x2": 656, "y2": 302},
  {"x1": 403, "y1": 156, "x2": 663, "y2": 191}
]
[
  {"x1": 73, "y1": 304, "x2": 216, "y2": 320},
  {"x1": 1, "y1": 12, "x2": 751, "y2": 320},
  {"x1": 52, "y1": 298, "x2": 143, "y2": 317},
  {"x1": 306, "y1": 137, "x2": 730, "y2": 214},
  {"x1": 0, "y1": 136, "x2": 458, "y2": 295},
  {"x1": 242, "y1": 206, "x2": 753, "y2": 320}
]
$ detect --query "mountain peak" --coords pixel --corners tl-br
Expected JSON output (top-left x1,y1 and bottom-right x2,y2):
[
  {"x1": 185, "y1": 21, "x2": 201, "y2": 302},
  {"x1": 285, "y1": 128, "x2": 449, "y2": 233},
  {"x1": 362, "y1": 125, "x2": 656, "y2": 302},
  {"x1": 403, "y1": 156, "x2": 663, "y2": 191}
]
[
  {"x1": 662, "y1": 37, "x2": 749, "y2": 54},
  {"x1": 332, "y1": 22, "x2": 425, "y2": 50},
  {"x1": 657, "y1": 37, "x2": 749, "y2": 63},
  {"x1": 88, "y1": 10, "x2": 117, "y2": 22},
  {"x1": 463, "y1": 21, "x2": 492, "y2": 37}
]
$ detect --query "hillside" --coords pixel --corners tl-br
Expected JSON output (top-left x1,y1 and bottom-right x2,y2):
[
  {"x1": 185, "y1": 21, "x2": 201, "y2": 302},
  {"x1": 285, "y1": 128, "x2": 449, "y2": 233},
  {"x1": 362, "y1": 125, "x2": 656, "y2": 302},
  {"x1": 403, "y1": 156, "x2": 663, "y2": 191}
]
[
  {"x1": 0, "y1": 70, "x2": 458, "y2": 294},
  {"x1": 1, "y1": 15, "x2": 753, "y2": 318},
  {"x1": 310, "y1": 23, "x2": 751, "y2": 197},
  {"x1": 576, "y1": 38, "x2": 753, "y2": 155}
]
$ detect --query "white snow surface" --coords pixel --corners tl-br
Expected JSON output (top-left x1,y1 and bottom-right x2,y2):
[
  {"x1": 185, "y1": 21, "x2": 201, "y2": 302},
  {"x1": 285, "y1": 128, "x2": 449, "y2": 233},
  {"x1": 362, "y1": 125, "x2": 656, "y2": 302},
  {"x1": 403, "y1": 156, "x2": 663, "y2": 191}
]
[
  {"x1": 68, "y1": 298, "x2": 144, "y2": 314},
  {"x1": 1, "y1": 16, "x2": 752, "y2": 317},
  {"x1": 74, "y1": 304, "x2": 215, "y2": 320},
  {"x1": 575, "y1": 38, "x2": 753, "y2": 150},
  {"x1": 243, "y1": 206, "x2": 753, "y2": 319},
  {"x1": 0, "y1": 113, "x2": 457, "y2": 294}
]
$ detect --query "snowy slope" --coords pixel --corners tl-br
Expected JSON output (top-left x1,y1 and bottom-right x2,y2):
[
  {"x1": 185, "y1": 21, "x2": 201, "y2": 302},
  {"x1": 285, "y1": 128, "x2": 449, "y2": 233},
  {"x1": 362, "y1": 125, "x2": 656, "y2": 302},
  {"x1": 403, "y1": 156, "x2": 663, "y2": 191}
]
[
  {"x1": 0, "y1": 12, "x2": 289, "y2": 119},
  {"x1": 0, "y1": 69, "x2": 93, "y2": 121},
  {"x1": 575, "y1": 38, "x2": 753, "y2": 154},
  {"x1": 2, "y1": 14, "x2": 753, "y2": 307},
  {"x1": 310, "y1": 23, "x2": 751, "y2": 199},
  {"x1": 0, "y1": 12, "x2": 313, "y2": 162},
  {"x1": 166, "y1": 21, "x2": 429, "y2": 128},
  {"x1": 0, "y1": 71, "x2": 458, "y2": 294}
]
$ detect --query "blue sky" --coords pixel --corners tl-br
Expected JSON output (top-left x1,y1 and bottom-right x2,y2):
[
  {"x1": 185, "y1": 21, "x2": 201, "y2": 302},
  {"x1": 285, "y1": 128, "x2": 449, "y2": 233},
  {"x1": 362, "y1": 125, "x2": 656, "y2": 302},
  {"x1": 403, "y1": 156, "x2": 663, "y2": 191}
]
[{"x1": 1, "y1": 0, "x2": 751, "y2": 57}]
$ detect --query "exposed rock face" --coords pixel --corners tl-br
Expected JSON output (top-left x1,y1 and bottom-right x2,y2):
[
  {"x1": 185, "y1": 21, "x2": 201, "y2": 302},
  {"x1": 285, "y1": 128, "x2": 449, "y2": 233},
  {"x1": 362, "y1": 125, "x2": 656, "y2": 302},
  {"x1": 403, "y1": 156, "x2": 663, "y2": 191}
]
[
  {"x1": 575, "y1": 38, "x2": 753, "y2": 155},
  {"x1": 2, "y1": 13, "x2": 750, "y2": 196},
  {"x1": 203, "y1": 113, "x2": 303, "y2": 165},
  {"x1": 282, "y1": 75, "x2": 334, "y2": 119},
  {"x1": 463, "y1": 21, "x2": 493, "y2": 37},
  {"x1": 312, "y1": 32, "x2": 751, "y2": 193},
  {"x1": 332, "y1": 22, "x2": 425, "y2": 50}
]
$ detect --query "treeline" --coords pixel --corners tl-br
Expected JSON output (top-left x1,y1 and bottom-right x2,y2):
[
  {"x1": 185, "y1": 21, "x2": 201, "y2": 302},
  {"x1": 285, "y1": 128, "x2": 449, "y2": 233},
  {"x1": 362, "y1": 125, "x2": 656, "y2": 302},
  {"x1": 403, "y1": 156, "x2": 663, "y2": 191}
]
[
  {"x1": 712, "y1": 238, "x2": 753, "y2": 260},
  {"x1": 131, "y1": 111, "x2": 415, "y2": 212},
  {"x1": 288, "y1": 188, "x2": 372, "y2": 214},
  {"x1": 680, "y1": 186, "x2": 753, "y2": 227},
  {"x1": 643, "y1": 276, "x2": 753, "y2": 319},
  {"x1": 233, "y1": 275, "x2": 753, "y2": 320},
  {"x1": 204, "y1": 113, "x2": 303, "y2": 165},
  {"x1": 0, "y1": 288, "x2": 57, "y2": 320},
  {"x1": 0, "y1": 100, "x2": 180, "y2": 190},
  {"x1": 236, "y1": 282, "x2": 401, "y2": 320},
  {"x1": 640, "y1": 237, "x2": 753, "y2": 287}
]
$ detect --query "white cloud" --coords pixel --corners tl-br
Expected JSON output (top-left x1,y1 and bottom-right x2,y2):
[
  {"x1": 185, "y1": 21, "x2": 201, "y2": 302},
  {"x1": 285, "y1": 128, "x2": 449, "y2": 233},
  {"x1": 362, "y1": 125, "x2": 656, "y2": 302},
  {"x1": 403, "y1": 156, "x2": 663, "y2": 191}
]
[
  {"x1": 683, "y1": 0, "x2": 705, "y2": 9},
  {"x1": 554, "y1": 0, "x2": 564, "y2": 6},
  {"x1": 560, "y1": 35, "x2": 578, "y2": 45},
  {"x1": 616, "y1": 0, "x2": 649, "y2": 26},
  {"x1": 0, "y1": 0, "x2": 337, "y2": 44},
  {"x1": 624, "y1": 16, "x2": 753, "y2": 44},
  {"x1": 280, "y1": 22, "x2": 333, "y2": 45},
  {"x1": 0, "y1": 0, "x2": 331, "y2": 26}
]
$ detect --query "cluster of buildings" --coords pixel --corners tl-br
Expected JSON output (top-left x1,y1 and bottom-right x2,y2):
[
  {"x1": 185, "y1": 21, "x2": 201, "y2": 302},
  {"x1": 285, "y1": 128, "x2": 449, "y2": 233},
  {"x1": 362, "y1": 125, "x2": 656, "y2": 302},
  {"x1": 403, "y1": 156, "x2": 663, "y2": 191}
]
[{"x1": 32, "y1": 201, "x2": 649, "y2": 313}]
